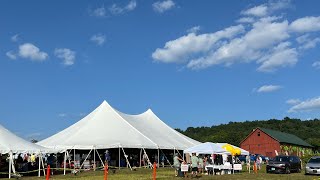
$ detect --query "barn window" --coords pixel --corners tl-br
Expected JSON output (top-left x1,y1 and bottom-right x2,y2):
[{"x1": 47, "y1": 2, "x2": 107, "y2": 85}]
[{"x1": 257, "y1": 132, "x2": 260, "y2": 136}]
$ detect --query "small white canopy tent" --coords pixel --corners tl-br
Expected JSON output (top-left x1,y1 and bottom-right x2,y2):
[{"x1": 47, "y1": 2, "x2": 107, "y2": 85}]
[
  {"x1": 183, "y1": 142, "x2": 230, "y2": 154},
  {"x1": 0, "y1": 124, "x2": 56, "y2": 179}
]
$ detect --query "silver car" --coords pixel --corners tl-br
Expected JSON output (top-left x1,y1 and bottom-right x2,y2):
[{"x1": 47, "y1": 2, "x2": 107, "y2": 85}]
[{"x1": 305, "y1": 156, "x2": 320, "y2": 175}]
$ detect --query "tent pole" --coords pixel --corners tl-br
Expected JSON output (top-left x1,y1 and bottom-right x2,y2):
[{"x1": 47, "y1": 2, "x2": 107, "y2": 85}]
[
  {"x1": 139, "y1": 148, "x2": 142, "y2": 168},
  {"x1": 8, "y1": 152, "x2": 12, "y2": 179},
  {"x1": 96, "y1": 149, "x2": 105, "y2": 168},
  {"x1": 41, "y1": 153, "x2": 46, "y2": 176},
  {"x1": 93, "y1": 146, "x2": 96, "y2": 171},
  {"x1": 74, "y1": 148, "x2": 76, "y2": 170},
  {"x1": 118, "y1": 146, "x2": 121, "y2": 170},
  {"x1": 38, "y1": 153, "x2": 41, "y2": 177},
  {"x1": 11, "y1": 152, "x2": 16, "y2": 175},
  {"x1": 64, "y1": 150, "x2": 67, "y2": 175},
  {"x1": 142, "y1": 147, "x2": 153, "y2": 168},
  {"x1": 121, "y1": 147, "x2": 132, "y2": 171},
  {"x1": 157, "y1": 148, "x2": 160, "y2": 168}
]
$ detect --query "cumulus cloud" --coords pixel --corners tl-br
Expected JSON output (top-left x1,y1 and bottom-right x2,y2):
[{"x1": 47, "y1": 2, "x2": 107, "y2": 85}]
[
  {"x1": 256, "y1": 85, "x2": 282, "y2": 93},
  {"x1": 312, "y1": 61, "x2": 320, "y2": 69},
  {"x1": 152, "y1": 25, "x2": 245, "y2": 63},
  {"x1": 54, "y1": 48, "x2": 76, "y2": 66},
  {"x1": 241, "y1": 5, "x2": 268, "y2": 17},
  {"x1": 90, "y1": 1, "x2": 136, "y2": 17},
  {"x1": 286, "y1": 99, "x2": 301, "y2": 105},
  {"x1": 91, "y1": 6, "x2": 106, "y2": 17},
  {"x1": 296, "y1": 34, "x2": 320, "y2": 50},
  {"x1": 187, "y1": 26, "x2": 201, "y2": 34},
  {"x1": 6, "y1": 51, "x2": 17, "y2": 60},
  {"x1": 241, "y1": 0, "x2": 290, "y2": 17},
  {"x1": 289, "y1": 16, "x2": 320, "y2": 33},
  {"x1": 236, "y1": 17, "x2": 255, "y2": 23},
  {"x1": 257, "y1": 42, "x2": 298, "y2": 72},
  {"x1": 152, "y1": 1, "x2": 320, "y2": 72},
  {"x1": 109, "y1": 0, "x2": 137, "y2": 15},
  {"x1": 18, "y1": 43, "x2": 48, "y2": 61},
  {"x1": 288, "y1": 97, "x2": 320, "y2": 112},
  {"x1": 90, "y1": 34, "x2": 106, "y2": 46},
  {"x1": 153, "y1": 0, "x2": 175, "y2": 13}
]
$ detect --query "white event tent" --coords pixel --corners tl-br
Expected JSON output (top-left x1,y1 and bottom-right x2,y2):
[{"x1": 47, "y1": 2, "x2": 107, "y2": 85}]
[
  {"x1": 37, "y1": 101, "x2": 200, "y2": 171},
  {"x1": 0, "y1": 124, "x2": 56, "y2": 178},
  {"x1": 38, "y1": 101, "x2": 199, "y2": 150}
]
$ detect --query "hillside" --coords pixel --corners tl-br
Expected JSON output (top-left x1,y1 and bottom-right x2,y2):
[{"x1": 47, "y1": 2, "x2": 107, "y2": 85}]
[{"x1": 177, "y1": 117, "x2": 320, "y2": 148}]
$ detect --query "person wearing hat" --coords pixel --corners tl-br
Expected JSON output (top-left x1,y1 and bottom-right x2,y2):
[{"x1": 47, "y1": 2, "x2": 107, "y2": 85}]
[{"x1": 173, "y1": 153, "x2": 184, "y2": 177}]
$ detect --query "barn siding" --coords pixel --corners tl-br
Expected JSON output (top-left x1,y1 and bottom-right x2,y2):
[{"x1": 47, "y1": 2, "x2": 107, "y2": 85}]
[{"x1": 240, "y1": 129, "x2": 281, "y2": 158}]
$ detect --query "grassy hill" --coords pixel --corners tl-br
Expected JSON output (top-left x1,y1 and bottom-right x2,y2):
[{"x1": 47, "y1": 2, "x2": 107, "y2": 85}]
[{"x1": 177, "y1": 117, "x2": 320, "y2": 149}]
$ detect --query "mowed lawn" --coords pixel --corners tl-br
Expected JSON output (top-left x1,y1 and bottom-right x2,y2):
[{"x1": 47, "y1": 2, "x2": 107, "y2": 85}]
[{"x1": 22, "y1": 165, "x2": 319, "y2": 180}]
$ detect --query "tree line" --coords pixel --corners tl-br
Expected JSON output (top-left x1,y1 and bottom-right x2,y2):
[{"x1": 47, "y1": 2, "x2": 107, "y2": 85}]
[{"x1": 176, "y1": 117, "x2": 320, "y2": 149}]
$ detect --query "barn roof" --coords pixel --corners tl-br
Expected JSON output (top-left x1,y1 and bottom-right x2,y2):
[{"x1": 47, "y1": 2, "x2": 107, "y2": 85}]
[{"x1": 258, "y1": 127, "x2": 313, "y2": 147}]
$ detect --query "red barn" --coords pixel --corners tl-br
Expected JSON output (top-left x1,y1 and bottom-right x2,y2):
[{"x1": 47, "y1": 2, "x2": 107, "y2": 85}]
[{"x1": 240, "y1": 127, "x2": 313, "y2": 158}]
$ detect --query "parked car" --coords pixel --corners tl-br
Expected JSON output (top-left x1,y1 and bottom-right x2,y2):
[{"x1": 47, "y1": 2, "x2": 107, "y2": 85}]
[
  {"x1": 305, "y1": 156, "x2": 320, "y2": 175},
  {"x1": 266, "y1": 155, "x2": 301, "y2": 174}
]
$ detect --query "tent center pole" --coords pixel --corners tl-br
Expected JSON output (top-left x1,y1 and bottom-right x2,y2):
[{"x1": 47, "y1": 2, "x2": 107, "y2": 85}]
[
  {"x1": 64, "y1": 150, "x2": 67, "y2": 175},
  {"x1": 93, "y1": 147, "x2": 96, "y2": 171}
]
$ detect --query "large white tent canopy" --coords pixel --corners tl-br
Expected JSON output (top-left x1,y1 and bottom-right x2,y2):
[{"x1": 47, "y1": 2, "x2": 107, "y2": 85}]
[
  {"x1": 0, "y1": 124, "x2": 54, "y2": 154},
  {"x1": 38, "y1": 101, "x2": 200, "y2": 150}
]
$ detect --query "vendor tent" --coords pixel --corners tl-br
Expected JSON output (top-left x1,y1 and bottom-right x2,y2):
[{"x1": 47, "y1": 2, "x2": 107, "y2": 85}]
[
  {"x1": 183, "y1": 142, "x2": 230, "y2": 154},
  {"x1": 38, "y1": 101, "x2": 200, "y2": 150},
  {"x1": 216, "y1": 143, "x2": 249, "y2": 155},
  {"x1": 0, "y1": 124, "x2": 56, "y2": 179},
  {"x1": 0, "y1": 124, "x2": 53, "y2": 154}
]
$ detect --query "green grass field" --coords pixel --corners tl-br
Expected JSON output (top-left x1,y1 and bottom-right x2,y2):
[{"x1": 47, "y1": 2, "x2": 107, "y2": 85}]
[{"x1": 20, "y1": 165, "x2": 320, "y2": 180}]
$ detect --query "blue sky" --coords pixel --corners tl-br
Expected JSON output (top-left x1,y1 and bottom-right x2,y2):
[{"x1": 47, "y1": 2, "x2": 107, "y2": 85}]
[{"x1": 1, "y1": 0, "x2": 320, "y2": 141}]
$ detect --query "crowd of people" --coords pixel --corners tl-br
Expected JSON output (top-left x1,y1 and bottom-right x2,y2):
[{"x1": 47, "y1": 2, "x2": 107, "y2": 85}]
[{"x1": 173, "y1": 152, "x2": 236, "y2": 177}]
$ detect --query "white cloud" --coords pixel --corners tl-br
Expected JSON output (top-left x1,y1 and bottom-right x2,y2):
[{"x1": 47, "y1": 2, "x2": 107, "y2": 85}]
[
  {"x1": 289, "y1": 16, "x2": 320, "y2": 33},
  {"x1": 11, "y1": 34, "x2": 19, "y2": 42},
  {"x1": 152, "y1": 1, "x2": 320, "y2": 72},
  {"x1": 296, "y1": 34, "x2": 320, "y2": 50},
  {"x1": 241, "y1": 0, "x2": 290, "y2": 17},
  {"x1": 257, "y1": 42, "x2": 298, "y2": 72},
  {"x1": 312, "y1": 61, "x2": 320, "y2": 69},
  {"x1": 54, "y1": 48, "x2": 76, "y2": 66},
  {"x1": 236, "y1": 17, "x2": 255, "y2": 23},
  {"x1": 18, "y1": 43, "x2": 48, "y2": 61},
  {"x1": 286, "y1": 99, "x2": 301, "y2": 105},
  {"x1": 92, "y1": 6, "x2": 106, "y2": 17},
  {"x1": 241, "y1": 5, "x2": 268, "y2": 17},
  {"x1": 256, "y1": 85, "x2": 282, "y2": 93},
  {"x1": 288, "y1": 97, "x2": 320, "y2": 112},
  {"x1": 90, "y1": 34, "x2": 106, "y2": 46},
  {"x1": 187, "y1": 19, "x2": 290, "y2": 70},
  {"x1": 153, "y1": 0, "x2": 175, "y2": 13},
  {"x1": 152, "y1": 25, "x2": 245, "y2": 63},
  {"x1": 187, "y1": 26, "x2": 201, "y2": 34},
  {"x1": 109, "y1": 0, "x2": 137, "y2": 15},
  {"x1": 6, "y1": 51, "x2": 17, "y2": 60}
]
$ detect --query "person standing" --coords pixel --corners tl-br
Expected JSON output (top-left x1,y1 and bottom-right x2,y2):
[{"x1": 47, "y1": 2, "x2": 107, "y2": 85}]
[
  {"x1": 256, "y1": 155, "x2": 261, "y2": 170},
  {"x1": 246, "y1": 155, "x2": 250, "y2": 171},
  {"x1": 198, "y1": 155, "x2": 204, "y2": 174},
  {"x1": 191, "y1": 153, "x2": 199, "y2": 176},
  {"x1": 173, "y1": 153, "x2": 184, "y2": 177}
]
